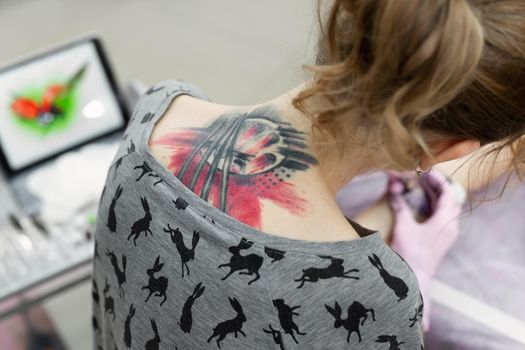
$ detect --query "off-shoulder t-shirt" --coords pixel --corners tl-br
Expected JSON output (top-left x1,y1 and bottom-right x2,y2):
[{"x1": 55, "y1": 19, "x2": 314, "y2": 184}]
[{"x1": 91, "y1": 79, "x2": 425, "y2": 350}]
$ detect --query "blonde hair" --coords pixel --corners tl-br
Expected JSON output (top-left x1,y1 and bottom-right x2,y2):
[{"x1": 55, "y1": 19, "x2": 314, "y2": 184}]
[{"x1": 293, "y1": 0, "x2": 525, "y2": 193}]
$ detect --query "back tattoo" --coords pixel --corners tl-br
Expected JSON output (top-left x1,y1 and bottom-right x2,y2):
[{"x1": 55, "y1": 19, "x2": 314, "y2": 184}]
[{"x1": 151, "y1": 105, "x2": 319, "y2": 228}]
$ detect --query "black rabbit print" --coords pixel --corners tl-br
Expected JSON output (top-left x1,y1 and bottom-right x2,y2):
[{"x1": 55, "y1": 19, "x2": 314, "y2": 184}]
[
  {"x1": 107, "y1": 185, "x2": 123, "y2": 233},
  {"x1": 128, "y1": 197, "x2": 153, "y2": 246},
  {"x1": 145, "y1": 85, "x2": 164, "y2": 95},
  {"x1": 263, "y1": 324, "x2": 285, "y2": 350},
  {"x1": 163, "y1": 224, "x2": 200, "y2": 278},
  {"x1": 134, "y1": 161, "x2": 152, "y2": 181},
  {"x1": 376, "y1": 335, "x2": 404, "y2": 349},
  {"x1": 207, "y1": 297, "x2": 247, "y2": 349},
  {"x1": 173, "y1": 196, "x2": 188, "y2": 210},
  {"x1": 272, "y1": 299, "x2": 307, "y2": 344},
  {"x1": 92, "y1": 278, "x2": 100, "y2": 304},
  {"x1": 94, "y1": 240, "x2": 100, "y2": 260},
  {"x1": 103, "y1": 278, "x2": 115, "y2": 321},
  {"x1": 409, "y1": 303, "x2": 424, "y2": 327},
  {"x1": 106, "y1": 249, "x2": 126, "y2": 298},
  {"x1": 294, "y1": 255, "x2": 359, "y2": 288},
  {"x1": 409, "y1": 290, "x2": 424, "y2": 327},
  {"x1": 145, "y1": 318, "x2": 161, "y2": 350},
  {"x1": 325, "y1": 301, "x2": 376, "y2": 343},
  {"x1": 111, "y1": 141, "x2": 136, "y2": 181},
  {"x1": 368, "y1": 253, "x2": 409, "y2": 301},
  {"x1": 218, "y1": 238, "x2": 263, "y2": 285},
  {"x1": 264, "y1": 246, "x2": 286, "y2": 263},
  {"x1": 178, "y1": 281, "x2": 205, "y2": 333},
  {"x1": 134, "y1": 161, "x2": 163, "y2": 186},
  {"x1": 142, "y1": 255, "x2": 169, "y2": 306},
  {"x1": 123, "y1": 304, "x2": 135, "y2": 347},
  {"x1": 92, "y1": 81, "x2": 425, "y2": 350},
  {"x1": 141, "y1": 112, "x2": 155, "y2": 124},
  {"x1": 92, "y1": 315, "x2": 100, "y2": 333}
]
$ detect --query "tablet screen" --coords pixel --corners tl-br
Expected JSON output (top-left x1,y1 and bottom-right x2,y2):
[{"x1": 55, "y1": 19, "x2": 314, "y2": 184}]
[{"x1": 0, "y1": 38, "x2": 127, "y2": 173}]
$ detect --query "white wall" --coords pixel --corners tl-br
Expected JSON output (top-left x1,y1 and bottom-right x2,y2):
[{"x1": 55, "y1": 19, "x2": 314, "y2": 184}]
[{"x1": 0, "y1": 0, "x2": 319, "y2": 104}]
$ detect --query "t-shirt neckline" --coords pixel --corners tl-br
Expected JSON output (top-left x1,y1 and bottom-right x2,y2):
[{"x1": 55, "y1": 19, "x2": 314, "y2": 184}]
[{"x1": 135, "y1": 80, "x2": 386, "y2": 255}]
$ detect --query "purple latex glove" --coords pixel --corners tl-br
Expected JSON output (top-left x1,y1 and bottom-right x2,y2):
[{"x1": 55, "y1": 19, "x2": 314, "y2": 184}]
[{"x1": 387, "y1": 169, "x2": 465, "y2": 333}]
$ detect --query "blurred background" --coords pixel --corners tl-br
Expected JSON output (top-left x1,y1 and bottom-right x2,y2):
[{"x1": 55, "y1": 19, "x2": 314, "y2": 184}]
[{"x1": 0, "y1": 1, "x2": 524, "y2": 350}]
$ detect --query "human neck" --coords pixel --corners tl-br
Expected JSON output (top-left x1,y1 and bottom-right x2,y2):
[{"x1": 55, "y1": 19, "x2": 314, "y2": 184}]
[
  {"x1": 228, "y1": 82, "x2": 390, "y2": 241},
  {"x1": 264, "y1": 82, "x2": 388, "y2": 195}
]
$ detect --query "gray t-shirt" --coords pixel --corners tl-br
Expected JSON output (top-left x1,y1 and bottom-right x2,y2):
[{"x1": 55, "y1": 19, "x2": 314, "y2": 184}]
[{"x1": 92, "y1": 79, "x2": 425, "y2": 349}]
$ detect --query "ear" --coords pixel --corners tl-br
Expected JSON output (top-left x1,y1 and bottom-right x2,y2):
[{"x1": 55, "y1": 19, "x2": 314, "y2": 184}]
[{"x1": 419, "y1": 137, "x2": 481, "y2": 171}]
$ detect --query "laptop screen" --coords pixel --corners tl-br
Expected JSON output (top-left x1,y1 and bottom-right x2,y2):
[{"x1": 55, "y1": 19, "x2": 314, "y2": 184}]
[{"x1": 0, "y1": 37, "x2": 127, "y2": 174}]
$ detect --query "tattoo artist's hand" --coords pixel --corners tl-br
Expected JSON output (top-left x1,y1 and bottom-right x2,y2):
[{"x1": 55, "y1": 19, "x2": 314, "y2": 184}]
[{"x1": 387, "y1": 169, "x2": 465, "y2": 333}]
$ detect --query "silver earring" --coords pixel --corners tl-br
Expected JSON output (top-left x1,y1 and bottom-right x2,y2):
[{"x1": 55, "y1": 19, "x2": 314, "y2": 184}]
[{"x1": 415, "y1": 162, "x2": 432, "y2": 176}]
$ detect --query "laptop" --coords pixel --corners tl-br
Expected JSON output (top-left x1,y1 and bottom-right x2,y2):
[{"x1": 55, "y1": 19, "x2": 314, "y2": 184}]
[{"x1": 0, "y1": 35, "x2": 130, "y2": 216}]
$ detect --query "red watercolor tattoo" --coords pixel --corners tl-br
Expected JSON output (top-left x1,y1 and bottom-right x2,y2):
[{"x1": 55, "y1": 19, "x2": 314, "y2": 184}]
[{"x1": 151, "y1": 106, "x2": 319, "y2": 229}]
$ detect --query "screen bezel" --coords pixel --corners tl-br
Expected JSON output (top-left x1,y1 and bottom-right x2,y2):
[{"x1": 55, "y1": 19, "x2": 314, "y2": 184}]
[{"x1": 0, "y1": 35, "x2": 129, "y2": 177}]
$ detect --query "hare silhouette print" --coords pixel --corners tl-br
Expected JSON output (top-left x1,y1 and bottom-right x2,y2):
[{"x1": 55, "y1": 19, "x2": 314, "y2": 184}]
[
  {"x1": 105, "y1": 249, "x2": 126, "y2": 298},
  {"x1": 111, "y1": 140, "x2": 135, "y2": 181},
  {"x1": 102, "y1": 278, "x2": 115, "y2": 321},
  {"x1": 106, "y1": 184, "x2": 123, "y2": 233},
  {"x1": 127, "y1": 196, "x2": 153, "y2": 246},
  {"x1": 145, "y1": 318, "x2": 161, "y2": 350},
  {"x1": 163, "y1": 224, "x2": 200, "y2": 278},
  {"x1": 207, "y1": 297, "x2": 247, "y2": 349},
  {"x1": 178, "y1": 281, "x2": 205, "y2": 333},
  {"x1": 375, "y1": 334, "x2": 405, "y2": 349},
  {"x1": 142, "y1": 255, "x2": 168, "y2": 306},
  {"x1": 368, "y1": 253, "x2": 409, "y2": 302},
  {"x1": 92, "y1": 278, "x2": 99, "y2": 304},
  {"x1": 217, "y1": 238, "x2": 263, "y2": 285},
  {"x1": 134, "y1": 161, "x2": 163, "y2": 186},
  {"x1": 123, "y1": 304, "x2": 135, "y2": 347},
  {"x1": 272, "y1": 298, "x2": 307, "y2": 344},
  {"x1": 294, "y1": 255, "x2": 360, "y2": 289},
  {"x1": 263, "y1": 324, "x2": 285, "y2": 350},
  {"x1": 325, "y1": 300, "x2": 376, "y2": 344}
]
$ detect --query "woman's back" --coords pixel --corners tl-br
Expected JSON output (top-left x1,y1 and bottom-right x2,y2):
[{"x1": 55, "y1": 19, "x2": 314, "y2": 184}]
[{"x1": 92, "y1": 80, "x2": 425, "y2": 349}]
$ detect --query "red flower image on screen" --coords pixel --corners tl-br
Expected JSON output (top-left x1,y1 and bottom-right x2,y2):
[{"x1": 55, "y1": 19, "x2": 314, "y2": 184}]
[{"x1": 9, "y1": 64, "x2": 87, "y2": 133}]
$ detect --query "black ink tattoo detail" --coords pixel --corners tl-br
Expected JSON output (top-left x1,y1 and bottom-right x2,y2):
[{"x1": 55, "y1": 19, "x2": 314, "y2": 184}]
[{"x1": 175, "y1": 106, "x2": 319, "y2": 212}]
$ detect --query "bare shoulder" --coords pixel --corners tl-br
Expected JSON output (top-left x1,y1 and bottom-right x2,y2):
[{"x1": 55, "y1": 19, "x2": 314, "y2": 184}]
[
  {"x1": 148, "y1": 95, "x2": 235, "y2": 153},
  {"x1": 147, "y1": 94, "x2": 256, "y2": 181}
]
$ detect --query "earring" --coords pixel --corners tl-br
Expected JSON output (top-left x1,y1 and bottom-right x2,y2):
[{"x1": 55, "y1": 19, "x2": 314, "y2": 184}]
[{"x1": 415, "y1": 162, "x2": 432, "y2": 176}]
